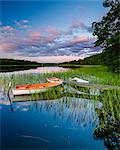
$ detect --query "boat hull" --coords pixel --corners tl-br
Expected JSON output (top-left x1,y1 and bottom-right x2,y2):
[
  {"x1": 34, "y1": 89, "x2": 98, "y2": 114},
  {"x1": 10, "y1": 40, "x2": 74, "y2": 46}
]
[
  {"x1": 12, "y1": 82, "x2": 62, "y2": 96},
  {"x1": 12, "y1": 88, "x2": 47, "y2": 96},
  {"x1": 47, "y1": 77, "x2": 64, "y2": 84}
]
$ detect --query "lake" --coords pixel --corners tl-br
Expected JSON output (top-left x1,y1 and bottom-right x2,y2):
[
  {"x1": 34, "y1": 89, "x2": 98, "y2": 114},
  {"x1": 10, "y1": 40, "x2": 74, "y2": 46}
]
[
  {"x1": 0, "y1": 67, "x2": 118, "y2": 149},
  {"x1": 0, "y1": 66, "x2": 69, "y2": 75},
  {"x1": 1, "y1": 95, "x2": 107, "y2": 149}
]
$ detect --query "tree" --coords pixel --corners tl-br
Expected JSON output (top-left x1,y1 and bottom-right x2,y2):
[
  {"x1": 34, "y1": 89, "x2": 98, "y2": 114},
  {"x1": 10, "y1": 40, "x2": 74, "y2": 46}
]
[{"x1": 92, "y1": 0, "x2": 120, "y2": 72}]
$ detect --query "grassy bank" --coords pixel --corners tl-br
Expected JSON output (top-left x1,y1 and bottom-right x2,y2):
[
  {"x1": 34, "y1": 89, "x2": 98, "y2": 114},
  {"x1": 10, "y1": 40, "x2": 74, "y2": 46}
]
[
  {"x1": 0, "y1": 65, "x2": 119, "y2": 149},
  {"x1": 67, "y1": 65, "x2": 120, "y2": 86},
  {"x1": 0, "y1": 65, "x2": 119, "y2": 87},
  {"x1": 59, "y1": 65, "x2": 119, "y2": 86}
]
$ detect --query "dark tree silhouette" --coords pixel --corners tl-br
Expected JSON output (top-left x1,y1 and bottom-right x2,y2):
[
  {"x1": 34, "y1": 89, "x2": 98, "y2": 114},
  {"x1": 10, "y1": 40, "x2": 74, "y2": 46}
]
[{"x1": 92, "y1": 0, "x2": 120, "y2": 72}]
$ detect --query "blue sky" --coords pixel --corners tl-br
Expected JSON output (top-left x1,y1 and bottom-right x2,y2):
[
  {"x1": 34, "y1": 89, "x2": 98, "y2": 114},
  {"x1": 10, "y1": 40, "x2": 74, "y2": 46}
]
[{"x1": 0, "y1": 0, "x2": 108, "y2": 63}]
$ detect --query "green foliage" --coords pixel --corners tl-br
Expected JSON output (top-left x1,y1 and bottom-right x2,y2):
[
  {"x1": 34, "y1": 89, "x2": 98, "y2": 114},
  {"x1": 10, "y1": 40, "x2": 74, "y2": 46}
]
[
  {"x1": 60, "y1": 53, "x2": 104, "y2": 65},
  {"x1": 92, "y1": 0, "x2": 120, "y2": 73},
  {"x1": 0, "y1": 58, "x2": 57, "y2": 67},
  {"x1": 0, "y1": 65, "x2": 119, "y2": 89},
  {"x1": 93, "y1": 90, "x2": 120, "y2": 149},
  {"x1": 102, "y1": 43, "x2": 120, "y2": 72},
  {"x1": 79, "y1": 53, "x2": 103, "y2": 65},
  {"x1": 0, "y1": 58, "x2": 40, "y2": 66}
]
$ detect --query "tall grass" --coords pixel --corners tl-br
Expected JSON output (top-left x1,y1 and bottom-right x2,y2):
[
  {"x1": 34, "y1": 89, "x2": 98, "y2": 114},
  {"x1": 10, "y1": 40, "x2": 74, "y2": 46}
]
[
  {"x1": 93, "y1": 90, "x2": 120, "y2": 149},
  {"x1": 0, "y1": 65, "x2": 119, "y2": 149},
  {"x1": 0, "y1": 65, "x2": 119, "y2": 89}
]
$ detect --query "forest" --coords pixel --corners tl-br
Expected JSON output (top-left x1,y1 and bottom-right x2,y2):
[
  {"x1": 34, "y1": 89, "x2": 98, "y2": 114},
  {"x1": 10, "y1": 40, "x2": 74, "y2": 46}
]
[{"x1": 62, "y1": 0, "x2": 120, "y2": 73}]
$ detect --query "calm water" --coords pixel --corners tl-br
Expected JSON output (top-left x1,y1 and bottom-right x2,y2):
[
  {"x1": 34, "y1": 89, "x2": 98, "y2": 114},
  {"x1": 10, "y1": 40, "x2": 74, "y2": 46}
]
[
  {"x1": 0, "y1": 67, "x2": 109, "y2": 149},
  {"x1": 0, "y1": 66, "x2": 69, "y2": 75},
  {"x1": 0, "y1": 94, "x2": 107, "y2": 150}
]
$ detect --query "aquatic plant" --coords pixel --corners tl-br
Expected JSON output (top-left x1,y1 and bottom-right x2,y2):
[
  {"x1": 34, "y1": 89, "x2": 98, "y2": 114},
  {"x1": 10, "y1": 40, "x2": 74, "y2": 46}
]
[{"x1": 93, "y1": 90, "x2": 120, "y2": 149}]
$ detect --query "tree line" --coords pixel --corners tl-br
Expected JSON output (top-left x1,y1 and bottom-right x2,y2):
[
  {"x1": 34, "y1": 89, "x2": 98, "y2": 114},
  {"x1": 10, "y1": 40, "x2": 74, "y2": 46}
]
[
  {"x1": 0, "y1": 58, "x2": 40, "y2": 66},
  {"x1": 1, "y1": 1, "x2": 119, "y2": 73},
  {"x1": 92, "y1": 0, "x2": 120, "y2": 73},
  {"x1": 61, "y1": 0, "x2": 120, "y2": 73},
  {"x1": 0, "y1": 58, "x2": 56, "y2": 66}
]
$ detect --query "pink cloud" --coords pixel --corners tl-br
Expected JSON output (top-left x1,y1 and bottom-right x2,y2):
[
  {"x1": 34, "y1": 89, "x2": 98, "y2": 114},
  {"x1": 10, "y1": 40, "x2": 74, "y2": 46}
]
[
  {"x1": 46, "y1": 27, "x2": 60, "y2": 36},
  {"x1": 21, "y1": 38, "x2": 32, "y2": 45},
  {"x1": 2, "y1": 26, "x2": 14, "y2": 31},
  {"x1": 0, "y1": 19, "x2": 96, "y2": 58},
  {"x1": 44, "y1": 36, "x2": 55, "y2": 43},
  {"x1": 30, "y1": 32, "x2": 41, "y2": 41},
  {"x1": 0, "y1": 43, "x2": 17, "y2": 52},
  {"x1": 14, "y1": 55, "x2": 82, "y2": 63},
  {"x1": 44, "y1": 27, "x2": 60, "y2": 43},
  {"x1": 71, "y1": 20, "x2": 84, "y2": 28},
  {"x1": 71, "y1": 20, "x2": 93, "y2": 33},
  {"x1": 20, "y1": 32, "x2": 41, "y2": 45},
  {"x1": 71, "y1": 36, "x2": 89, "y2": 44}
]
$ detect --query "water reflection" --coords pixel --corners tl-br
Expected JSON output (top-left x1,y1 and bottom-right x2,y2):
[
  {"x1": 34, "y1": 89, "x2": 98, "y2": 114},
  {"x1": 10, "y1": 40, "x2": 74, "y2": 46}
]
[
  {"x1": 12, "y1": 98, "x2": 101, "y2": 127},
  {"x1": 1, "y1": 96, "x2": 106, "y2": 149},
  {"x1": 0, "y1": 66, "x2": 69, "y2": 75},
  {"x1": 93, "y1": 90, "x2": 120, "y2": 150},
  {"x1": 0, "y1": 65, "x2": 38, "y2": 73},
  {"x1": 0, "y1": 79, "x2": 119, "y2": 149}
]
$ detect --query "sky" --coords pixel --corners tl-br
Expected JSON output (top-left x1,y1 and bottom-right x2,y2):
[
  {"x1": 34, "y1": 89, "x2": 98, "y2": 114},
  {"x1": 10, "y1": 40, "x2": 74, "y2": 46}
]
[{"x1": 0, "y1": 0, "x2": 108, "y2": 63}]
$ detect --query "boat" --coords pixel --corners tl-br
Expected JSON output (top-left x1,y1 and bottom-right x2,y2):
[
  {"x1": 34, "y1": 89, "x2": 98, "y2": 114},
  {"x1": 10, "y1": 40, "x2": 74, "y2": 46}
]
[
  {"x1": 12, "y1": 82, "x2": 62, "y2": 96},
  {"x1": 69, "y1": 77, "x2": 89, "y2": 83},
  {"x1": 47, "y1": 77, "x2": 64, "y2": 84}
]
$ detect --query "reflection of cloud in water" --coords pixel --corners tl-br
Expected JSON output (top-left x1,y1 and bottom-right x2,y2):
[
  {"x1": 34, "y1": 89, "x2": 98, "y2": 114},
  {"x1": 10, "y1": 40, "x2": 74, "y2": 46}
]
[
  {"x1": 0, "y1": 100, "x2": 10, "y2": 105},
  {"x1": 0, "y1": 67, "x2": 68, "y2": 76},
  {"x1": 13, "y1": 102, "x2": 31, "y2": 111},
  {"x1": 13, "y1": 97, "x2": 102, "y2": 128},
  {"x1": 22, "y1": 108, "x2": 29, "y2": 111},
  {"x1": 19, "y1": 102, "x2": 30, "y2": 106}
]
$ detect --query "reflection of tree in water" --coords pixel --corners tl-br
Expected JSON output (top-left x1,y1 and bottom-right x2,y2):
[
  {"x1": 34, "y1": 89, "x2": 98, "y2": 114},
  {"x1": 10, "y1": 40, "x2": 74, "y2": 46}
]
[
  {"x1": 5, "y1": 88, "x2": 120, "y2": 149},
  {"x1": 93, "y1": 90, "x2": 120, "y2": 150}
]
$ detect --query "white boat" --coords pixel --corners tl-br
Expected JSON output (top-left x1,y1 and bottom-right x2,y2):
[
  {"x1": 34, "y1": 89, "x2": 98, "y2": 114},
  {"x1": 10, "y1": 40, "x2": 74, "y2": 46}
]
[
  {"x1": 12, "y1": 82, "x2": 62, "y2": 96},
  {"x1": 69, "y1": 77, "x2": 89, "y2": 83},
  {"x1": 47, "y1": 77, "x2": 64, "y2": 84}
]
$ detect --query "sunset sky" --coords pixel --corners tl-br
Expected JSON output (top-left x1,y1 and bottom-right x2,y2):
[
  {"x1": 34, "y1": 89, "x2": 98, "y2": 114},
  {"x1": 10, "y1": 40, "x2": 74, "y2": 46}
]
[{"x1": 0, "y1": 0, "x2": 108, "y2": 63}]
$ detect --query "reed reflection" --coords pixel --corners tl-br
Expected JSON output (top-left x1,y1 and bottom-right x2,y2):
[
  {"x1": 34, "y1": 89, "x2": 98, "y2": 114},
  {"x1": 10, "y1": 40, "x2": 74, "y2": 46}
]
[{"x1": 12, "y1": 97, "x2": 101, "y2": 129}]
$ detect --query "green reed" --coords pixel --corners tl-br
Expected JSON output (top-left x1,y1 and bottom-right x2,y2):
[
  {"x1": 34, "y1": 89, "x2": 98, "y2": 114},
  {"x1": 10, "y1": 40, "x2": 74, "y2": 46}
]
[
  {"x1": 0, "y1": 65, "x2": 119, "y2": 149},
  {"x1": 0, "y1": 65, "x2": 119, "y2": 116},
  {"x1": 93, "y1": 89, "x2": 120, "y2": 149}
]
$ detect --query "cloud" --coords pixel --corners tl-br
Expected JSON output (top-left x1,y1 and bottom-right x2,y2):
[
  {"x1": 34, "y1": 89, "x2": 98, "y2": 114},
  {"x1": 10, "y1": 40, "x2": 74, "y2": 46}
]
[
  {"x1": 0, "y1": 19, "x2": 100, "y2": 59},
  {"x1": 21, "y1": 20, "x2": 29, "y2": 23},
  {"x1": 71, "y1": 20, "x2": 93, "y2": 33},
  {"x1": 2, "y1": 26, "x2": 14, "y2": 31},
  {"x1": 71, "y1": 36, "x2": 89, "y2": 44},
  {"x1": 44, "y1": 36, "x2": 55, "y2": 43},
  {"x1": 71, "y1": 20, "x2": 84, "y2": 28},
  {"x1": 30, "y1": 31, "x2": 41, "y2": 41},
  {"x1": 14, "y1": 55, "x2": 82, "y2": 63},
  {"x1": 13, "y1": 20, "x2": 29, "y2": 29},
  {"x1": 46, "y1": 27, "x2": 60, "y2": 36},
  {"x1": 0, "y1": 43, "x2": 17, "y2": 52}
]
